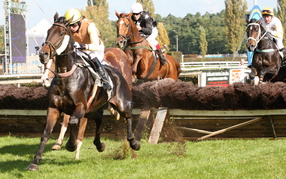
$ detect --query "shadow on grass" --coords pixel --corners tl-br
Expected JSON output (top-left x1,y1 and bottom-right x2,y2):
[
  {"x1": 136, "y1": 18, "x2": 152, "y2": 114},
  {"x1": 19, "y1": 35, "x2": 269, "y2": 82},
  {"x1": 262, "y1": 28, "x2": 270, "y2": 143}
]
[
  {"x1": 0, "y1": 142, "x2": 84, "y2": 173},
  {"x1": 0, "y1": 158, "x2": 83, "y2": 173},
  {"x1": 0, "y1": 143, "x2": 52, "y2": 156}
]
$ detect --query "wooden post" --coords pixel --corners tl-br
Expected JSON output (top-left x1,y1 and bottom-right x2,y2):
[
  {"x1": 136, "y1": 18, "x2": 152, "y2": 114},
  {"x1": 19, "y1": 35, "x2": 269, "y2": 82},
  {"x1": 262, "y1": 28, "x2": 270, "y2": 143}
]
[
  {"x1": 148, "y1": 107, "x2": 168, "y2": 144},
  {"x1": 134, "y1": 110, "x2": 151, "y2": 141},
  {"x1": 268, "y1": 116, "x2": 277, "y2": 138},
  {"x1": 198, "y1": 117, "x2": 263, "y2": 140}
]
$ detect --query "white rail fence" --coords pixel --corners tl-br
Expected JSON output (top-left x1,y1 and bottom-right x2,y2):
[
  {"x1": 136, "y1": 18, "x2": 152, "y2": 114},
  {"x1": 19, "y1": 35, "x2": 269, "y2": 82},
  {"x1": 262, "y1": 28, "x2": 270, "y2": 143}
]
[
  {"x1": 0, "y1": 61, "x2": 249, "y2": 85},
  {"x1": 180, "y1": 61, "x2": 248, "y2": 71}
]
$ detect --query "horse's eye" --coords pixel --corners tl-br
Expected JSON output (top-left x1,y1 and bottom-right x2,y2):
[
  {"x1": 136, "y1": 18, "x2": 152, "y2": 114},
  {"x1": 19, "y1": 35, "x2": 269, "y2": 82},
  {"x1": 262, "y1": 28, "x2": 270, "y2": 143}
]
[{"x1": 126, "y1": 24, "x2": 130, "y2": 27}]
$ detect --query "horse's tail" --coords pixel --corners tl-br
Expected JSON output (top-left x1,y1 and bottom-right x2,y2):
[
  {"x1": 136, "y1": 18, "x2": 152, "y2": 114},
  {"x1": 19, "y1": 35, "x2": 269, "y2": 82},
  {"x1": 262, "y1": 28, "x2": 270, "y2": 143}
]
[
  {"x1": 174, "y1": 59, "x2": 182, "y2": 76},
  {"x1": 177, "y1": 62, "x2": 182, "y2": 76}
]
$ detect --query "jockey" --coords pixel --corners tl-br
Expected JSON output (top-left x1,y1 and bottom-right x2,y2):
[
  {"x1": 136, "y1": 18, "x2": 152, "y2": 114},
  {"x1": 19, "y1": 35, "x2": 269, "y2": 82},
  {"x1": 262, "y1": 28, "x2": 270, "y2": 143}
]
[
  {"x1": 64, "y1": 8, "x2": 111, "y2": 90},
  {"x1": 131, "y1": 2, "x2": 167, "y2": 65},
  {"x1": 261, "y1": 7, "x2": 286, "y2": 66}
]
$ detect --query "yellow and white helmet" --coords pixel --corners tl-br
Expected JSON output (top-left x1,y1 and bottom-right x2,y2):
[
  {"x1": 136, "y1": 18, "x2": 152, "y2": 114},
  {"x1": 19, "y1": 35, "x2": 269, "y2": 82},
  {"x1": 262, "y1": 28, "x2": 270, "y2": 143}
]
[
  {"x1": 64, "y1": 8, "x2": 82, "y2": 24},
  {"x1": 131, "y1": 2, "x2": 143, "y2": 13},
  {"x1": 262, "y1": 7, "x2": 274, "y2": 16}
]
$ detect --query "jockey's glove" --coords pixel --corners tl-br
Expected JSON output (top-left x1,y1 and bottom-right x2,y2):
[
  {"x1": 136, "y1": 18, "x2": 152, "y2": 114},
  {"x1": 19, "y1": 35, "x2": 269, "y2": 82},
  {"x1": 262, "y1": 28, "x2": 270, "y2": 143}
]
[{"x1": 74, "y1": 42, "x2": 87, "y2": 50}]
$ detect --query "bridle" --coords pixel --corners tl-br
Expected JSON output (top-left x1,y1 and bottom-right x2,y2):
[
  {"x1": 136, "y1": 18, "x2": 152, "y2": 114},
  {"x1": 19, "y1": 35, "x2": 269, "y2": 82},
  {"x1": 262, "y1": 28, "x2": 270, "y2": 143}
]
[
  {"x1": 117, "y1": 16, "x2": 141, "y2": 47},
  {"x1": 246, "y1": 21, "x2": 268, "y2": 49},
  {"x1": 44, "y1": 23, "x2": 69, "y2": 57},
  {"x1": 43, "y1": 22, "x2": 78, "y2": 78}
]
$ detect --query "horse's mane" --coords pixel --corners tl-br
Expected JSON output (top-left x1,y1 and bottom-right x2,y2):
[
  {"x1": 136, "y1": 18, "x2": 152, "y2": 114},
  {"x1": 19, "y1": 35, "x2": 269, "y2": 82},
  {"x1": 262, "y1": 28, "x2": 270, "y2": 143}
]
[{"x1": 119, "y1": 12, "x2": 130, "y2": 18}]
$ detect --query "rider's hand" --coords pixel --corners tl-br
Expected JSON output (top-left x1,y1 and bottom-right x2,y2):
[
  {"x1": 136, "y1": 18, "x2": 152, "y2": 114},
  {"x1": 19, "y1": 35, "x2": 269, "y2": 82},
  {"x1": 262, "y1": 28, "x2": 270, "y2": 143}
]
[
  {"x1": 74, "y1": 42, "x2": 80, "y2": 49},
  {"x1": 74, "y1": 42, "x2": 87, "y2": 49},
  {"x1": 136, "y1": 25, "x2": 142, "y2": 30}
]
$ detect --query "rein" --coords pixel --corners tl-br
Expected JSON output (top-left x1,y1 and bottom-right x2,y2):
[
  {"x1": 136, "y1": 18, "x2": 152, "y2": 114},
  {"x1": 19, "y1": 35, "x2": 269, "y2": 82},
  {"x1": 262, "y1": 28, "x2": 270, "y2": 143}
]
[{"x1": 125, "y1": 46, "x2": 153, "y2": 51}]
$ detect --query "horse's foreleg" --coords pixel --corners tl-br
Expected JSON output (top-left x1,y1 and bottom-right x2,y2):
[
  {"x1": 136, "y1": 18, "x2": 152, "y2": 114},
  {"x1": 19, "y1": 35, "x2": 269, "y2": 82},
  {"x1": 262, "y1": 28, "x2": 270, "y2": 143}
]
[
  {"x1": 93, "y1": 109, "x2": 106, "y2": 152},
  {"x1": 249, "y1": 68, "x2": 258, "y2": 86},
  {"x1": 75, "y1": 117, "x2": 88, "y2": 160},
  {"x1": 27, "y1": 108, "x2": 60, "y2": 170},
  {"x1": 132, "y1": 55, "x2": 143, "y2": 76},
  {"x1": 52, "y1": 114, "x2": 70, "y2": 150},
  {"x1": 126, "y1": 117, "x2": 140, "y2": 151},
  {"x1": 108, "y1": 103, "x2": 120, "y2": 120},
  {"x1": 66, "y1": 103, "x2": 86, "y2": 152}
]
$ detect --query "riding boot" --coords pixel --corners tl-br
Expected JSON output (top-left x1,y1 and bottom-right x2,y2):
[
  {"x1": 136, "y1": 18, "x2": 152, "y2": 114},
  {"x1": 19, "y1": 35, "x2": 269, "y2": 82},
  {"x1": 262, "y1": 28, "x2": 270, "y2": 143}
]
[
  {"x1": 280, "y1": 48, "x2": 286, "y2": 67},
  {"x1": 91, "y1": 57, "x2": 111, "y2": 91},
  {"x1": 156, "y1": 49, "x2": 167, "y2": 65}
]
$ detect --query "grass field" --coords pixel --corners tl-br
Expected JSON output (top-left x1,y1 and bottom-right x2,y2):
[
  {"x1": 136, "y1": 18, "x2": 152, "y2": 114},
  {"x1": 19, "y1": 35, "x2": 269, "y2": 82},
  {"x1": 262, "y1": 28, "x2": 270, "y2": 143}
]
[{"x1": 0, "y1": 136, "x2": 285, "y2": 179}]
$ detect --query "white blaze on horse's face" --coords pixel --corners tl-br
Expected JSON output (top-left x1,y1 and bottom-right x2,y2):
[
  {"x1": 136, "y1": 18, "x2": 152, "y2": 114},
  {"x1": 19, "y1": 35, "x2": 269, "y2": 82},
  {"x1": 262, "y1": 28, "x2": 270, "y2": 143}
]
[
  {"x1": 119, "y1": 20, "x2": 124, "y2": 27},
  {"x1": 56, "y1": 35, "x2": 70, "y2": 55},
  {"x1": 41, "y1": 59, "x2": 53, "y2": 87},
  {"x1": 247, "y1": 22, "x2": 261, "y2": 51}
]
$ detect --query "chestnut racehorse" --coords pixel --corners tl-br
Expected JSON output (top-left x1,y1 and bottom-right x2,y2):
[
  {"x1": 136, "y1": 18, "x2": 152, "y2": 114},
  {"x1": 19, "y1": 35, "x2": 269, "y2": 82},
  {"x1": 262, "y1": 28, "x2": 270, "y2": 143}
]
[
  {"x1": 115, "y1": 12, "x2": 181, "y2": 82},
  {"x1": 27, "y1": 13, "x2": 140, "y2": 170}
]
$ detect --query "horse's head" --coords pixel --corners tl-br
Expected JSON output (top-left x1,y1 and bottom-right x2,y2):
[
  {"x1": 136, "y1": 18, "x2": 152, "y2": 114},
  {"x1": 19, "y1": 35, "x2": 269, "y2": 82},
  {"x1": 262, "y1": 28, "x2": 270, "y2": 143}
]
[
  {"x1": 246, "y1": 18, "x2": 263, "y2": 51},
  {"x1": 39, "y1": 13, "x2": 73, "y2": 64},
  {"x1": 115, "y1": 11, "x2": 135, "y2": 48}
]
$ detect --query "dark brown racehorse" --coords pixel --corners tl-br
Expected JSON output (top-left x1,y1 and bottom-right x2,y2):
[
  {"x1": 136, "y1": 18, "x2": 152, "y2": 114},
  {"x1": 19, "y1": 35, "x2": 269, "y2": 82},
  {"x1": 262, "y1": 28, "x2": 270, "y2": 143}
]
[
  {"x1": 47, "y1": 48, "x2": 133, "y2": 152},
  {"x1": 27, "y1": 13, "x2": 140, "y2": 170},
  {"x1": 115, "y1": 12, "x2": 181, "y2": 82},
  {"x1": 246, "y1": 18, "x2": 282, "y2": 85}
]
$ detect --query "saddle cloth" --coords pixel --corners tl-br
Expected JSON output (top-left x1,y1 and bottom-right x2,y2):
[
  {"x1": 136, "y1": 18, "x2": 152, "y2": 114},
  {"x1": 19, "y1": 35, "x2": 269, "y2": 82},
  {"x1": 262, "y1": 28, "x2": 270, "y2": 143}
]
[{"x1": 76, "y1": 50, "x2": 113, "y2": 100}]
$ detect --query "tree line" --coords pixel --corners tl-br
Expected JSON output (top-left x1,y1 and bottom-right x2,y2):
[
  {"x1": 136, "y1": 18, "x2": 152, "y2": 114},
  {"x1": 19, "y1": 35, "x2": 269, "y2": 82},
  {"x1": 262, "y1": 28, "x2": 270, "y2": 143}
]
[{"x1": 0, "y1": 0, "x2": 285, "y2": 58}]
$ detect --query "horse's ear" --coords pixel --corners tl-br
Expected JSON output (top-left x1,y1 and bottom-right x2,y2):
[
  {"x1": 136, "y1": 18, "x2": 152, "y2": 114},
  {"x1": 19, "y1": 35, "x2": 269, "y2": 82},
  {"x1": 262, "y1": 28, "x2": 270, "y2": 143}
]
[
  {"x1": 54, "y1": 12, "x2": 59, "y2": 22},
  {"x1": 127, "y1": 12, "x2": 133, "y2": 19},
  {"x1": 257, "y1": 18, "x2": 262, "y2": 24},
  {"x1": 115, "y1": 11, "x2": 120, "y2": 18}
]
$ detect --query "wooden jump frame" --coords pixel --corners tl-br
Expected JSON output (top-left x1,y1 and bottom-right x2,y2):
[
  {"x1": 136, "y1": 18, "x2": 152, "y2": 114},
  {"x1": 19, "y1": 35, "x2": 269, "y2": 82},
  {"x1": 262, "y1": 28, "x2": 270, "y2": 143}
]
[
  {"x1": 0, "y1": 108, "x2": 285, "y2": 142},
  {"x1": 138, "y1": 108, "x2": 286, "y2": 143}
]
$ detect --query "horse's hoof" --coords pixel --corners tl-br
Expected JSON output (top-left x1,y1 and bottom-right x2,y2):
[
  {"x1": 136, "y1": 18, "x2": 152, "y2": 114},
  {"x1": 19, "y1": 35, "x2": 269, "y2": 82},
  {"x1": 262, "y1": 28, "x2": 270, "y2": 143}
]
[
  {"x1": 131, "y1": 140, "x2": 141, "y2": 151},
  {"x1": 95, "y1": 142, "x2": 106, "y2": 152},
  {"x1": 52, "y1": 143, "x2": 62, "y2": 150},
  {"x1": 128, "y1": 138, "x2": 140, "y2": 151},
  {"x1": 132, "y1": 76, "x2": 138, "y2": 83},
  {"x1": 27, "y1": 163, "x2": 39, "y2": 171},
  {"x1": 66, "y1": 141, "x2": 77, "y2": 152}
]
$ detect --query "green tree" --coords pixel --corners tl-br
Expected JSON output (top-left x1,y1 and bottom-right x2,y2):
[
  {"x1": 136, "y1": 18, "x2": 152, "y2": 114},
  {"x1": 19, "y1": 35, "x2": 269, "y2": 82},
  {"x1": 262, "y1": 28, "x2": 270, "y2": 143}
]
[
  {"x1": 157, "y1": 22, "x2": 170, "y2": 52},
  {"x1": 85, "y1": 0, "x2": 116, "y2": 47},
  {"x1": 0, "y1": 25, "x2": 4, "y2": 54},
  {"x1": 199, "y1": 26, "x2": 207, "y2": 57},
  {"x1": 224, "y1": 0, "x2": 247, "y2": 53},
  {"x1": 136, "y1": 0, "x2": 155, "y2": 18},
  {"x1": 277, "y1": 0, "x2": 286, "y2": 47}
]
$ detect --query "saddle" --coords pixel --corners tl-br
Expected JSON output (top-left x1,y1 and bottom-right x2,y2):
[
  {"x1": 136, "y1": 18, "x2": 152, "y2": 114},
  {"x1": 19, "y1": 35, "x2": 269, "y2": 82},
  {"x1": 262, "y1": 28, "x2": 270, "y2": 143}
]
[{"x1": 76, "y1": 50, "x2": 113, "y2": 100}]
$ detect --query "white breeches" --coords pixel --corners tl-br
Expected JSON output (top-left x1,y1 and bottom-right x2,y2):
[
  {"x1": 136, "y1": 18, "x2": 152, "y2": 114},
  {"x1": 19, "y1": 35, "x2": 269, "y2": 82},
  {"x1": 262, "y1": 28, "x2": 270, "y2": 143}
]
[
  {"x1": 275, "y1": 38, "x2": 284, "y2": 49},
  {"x1": 146, "y1": 27, "x2": 159, "y2": 50},
  {"x1": 85, "y1": 42, "x2": 105, "y2": 62}
]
